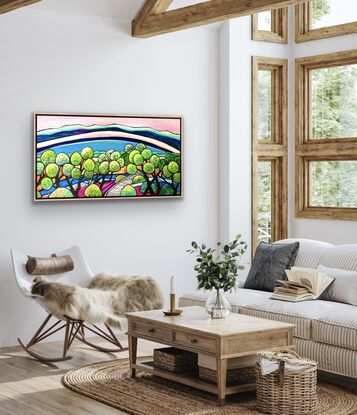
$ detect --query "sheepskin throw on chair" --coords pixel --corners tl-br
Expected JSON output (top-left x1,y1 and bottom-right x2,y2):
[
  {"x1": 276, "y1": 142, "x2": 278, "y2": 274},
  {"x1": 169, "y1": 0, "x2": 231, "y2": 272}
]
[
  {"x1": 32, "y1": 273, "x2": 164, "y2": 328},
  {"x1": 12, "y1": 246, "x2": 164, "y2": 363}
]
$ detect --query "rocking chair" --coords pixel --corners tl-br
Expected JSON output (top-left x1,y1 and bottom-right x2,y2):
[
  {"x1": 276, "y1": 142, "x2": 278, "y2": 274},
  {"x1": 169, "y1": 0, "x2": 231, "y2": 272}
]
[{"x1": 11, "y1": 246, "x2": 128, "y2": 363}]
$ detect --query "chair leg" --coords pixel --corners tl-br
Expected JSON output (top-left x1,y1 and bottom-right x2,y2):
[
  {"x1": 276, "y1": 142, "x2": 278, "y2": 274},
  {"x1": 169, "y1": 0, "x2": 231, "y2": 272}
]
[
  {"x1": 76, "y1": 323, "x2": 128, "y2": 353},
  {"x1": 18, "y1": 313, "x2": 73, "y2": 363},
  {"x1": 19, "y1": 313, "x2": 128, "y2": 362},
  {"x1": 62, "y1": 318, "x2": 71, "y2": 359}
]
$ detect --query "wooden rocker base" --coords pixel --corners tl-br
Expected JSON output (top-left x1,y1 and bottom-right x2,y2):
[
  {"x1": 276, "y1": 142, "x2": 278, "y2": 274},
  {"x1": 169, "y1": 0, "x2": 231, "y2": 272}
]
[
  {"x1": 18, "y1": 338, "x2": 73, "y2": 363},
  {"x1": 19, "y1": 313, "x2": 127, "y2": 363}
]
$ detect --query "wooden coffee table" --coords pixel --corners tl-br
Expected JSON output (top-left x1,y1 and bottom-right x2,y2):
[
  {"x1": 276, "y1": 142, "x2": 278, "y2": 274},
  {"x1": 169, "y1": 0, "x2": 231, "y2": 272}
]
[{"x1": 126, "y1": 306, "x2": 294, "y2": 404}]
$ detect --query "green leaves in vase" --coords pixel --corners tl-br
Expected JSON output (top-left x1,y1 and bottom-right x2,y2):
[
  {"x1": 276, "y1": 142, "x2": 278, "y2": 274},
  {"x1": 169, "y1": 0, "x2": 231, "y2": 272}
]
[{"x1": 187, "y1": 235, "x2": 248, "y2": 293}]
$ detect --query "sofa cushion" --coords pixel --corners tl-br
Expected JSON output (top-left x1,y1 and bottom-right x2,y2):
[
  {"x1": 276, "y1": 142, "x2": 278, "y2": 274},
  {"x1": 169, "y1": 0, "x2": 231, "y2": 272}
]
[
  {"x1": 318, "y1": 265, "x2": 357, "y2": 306},
  {"x1": 238, "y1": 297, "x2": 352, "y2": 340},
  {"x1": 277, "y1": 238, "x2": 332, "y2": 269},
  {"x1": 319, "y1": 244, "x2": 357, "y2": 271},
  {"x1": 312, "y1": 309, "x2": 357, "y2": 350},
  {"x1": 244, "y1": 241, "x2": 300, "y2": 292}
]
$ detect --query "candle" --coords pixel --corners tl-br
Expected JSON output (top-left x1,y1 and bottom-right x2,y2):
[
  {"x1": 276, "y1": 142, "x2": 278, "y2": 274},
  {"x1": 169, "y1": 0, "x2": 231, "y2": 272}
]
[{"x1": 170, "y1": 276, "x2": 175, "y2": 294}]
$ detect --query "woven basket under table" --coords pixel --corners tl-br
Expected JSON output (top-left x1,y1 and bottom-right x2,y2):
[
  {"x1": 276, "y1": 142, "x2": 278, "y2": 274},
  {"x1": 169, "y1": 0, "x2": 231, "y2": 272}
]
[
  {"x1": 199, "y1": 365, "x2": 256, "y2": 385},
  {"x1": 153, "y1": 347, "x2": 198, "y2": 373},
  {"x1": 256, "y1": 350, "x2": 318, "y2": 415}
]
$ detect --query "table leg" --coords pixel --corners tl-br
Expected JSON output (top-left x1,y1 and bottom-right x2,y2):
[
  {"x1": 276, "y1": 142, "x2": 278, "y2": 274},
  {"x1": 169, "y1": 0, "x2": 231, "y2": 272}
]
[
  {"x1": 128, "y1": 335, "x2": 138, "y2": 378},
  {"x1": 216, "y1": 358, "x2": 228, "y2": 405}
]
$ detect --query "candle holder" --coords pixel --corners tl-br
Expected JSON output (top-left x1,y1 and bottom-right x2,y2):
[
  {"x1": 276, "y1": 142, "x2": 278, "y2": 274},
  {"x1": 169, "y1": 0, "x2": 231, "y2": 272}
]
[{"x1": 163, "y1": 293, "x2": 183, "y2": 316}]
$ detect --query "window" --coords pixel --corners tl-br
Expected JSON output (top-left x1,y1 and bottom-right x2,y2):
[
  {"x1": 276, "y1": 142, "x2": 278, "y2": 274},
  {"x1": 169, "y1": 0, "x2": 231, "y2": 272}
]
[
  {"x1": 296, "y1": 50, "x2": 357, "y2": 220},
  {"x1": 252, "y1": 8, "x2": 288, "y2": 44},
  {"x1": 311, "y1": 64, "x2": 357, "y2": 139},
  {"x1": 252, "y1": 57, "x2": 288, "y2": 251},
  {"x1": 257, "y1": 161, "x2": 272, "y2": 243},
  {"x1": 257, "y1": 11, "x2": 272, "y2": 31},
  {"x1": 310, "y1": 160, "x2": 357, "y2": 207},
  {"x1": 296, "y1": 0, "x2": 357, "y2": 42},
  {"x1": 258, "y1": 70, "x2": 272, "y2": 141}
]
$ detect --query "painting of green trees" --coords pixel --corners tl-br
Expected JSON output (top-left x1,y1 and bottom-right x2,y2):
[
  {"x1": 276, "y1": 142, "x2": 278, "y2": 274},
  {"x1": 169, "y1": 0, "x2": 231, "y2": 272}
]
[{"x1": 35, "y1": 115, "x2": 182, "y2": 200}]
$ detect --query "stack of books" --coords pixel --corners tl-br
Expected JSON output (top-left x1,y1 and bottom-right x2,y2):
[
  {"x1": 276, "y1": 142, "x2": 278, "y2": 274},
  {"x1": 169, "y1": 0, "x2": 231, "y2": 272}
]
[{"x1": 271, "y1": 267, "x2": 334, "y2": 302}]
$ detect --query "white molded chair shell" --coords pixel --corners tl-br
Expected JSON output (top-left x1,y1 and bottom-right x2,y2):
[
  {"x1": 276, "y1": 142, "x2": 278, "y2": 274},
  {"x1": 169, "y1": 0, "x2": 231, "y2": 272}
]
[{"x1": 11, "y1": 245, "x2": 94, "y2": 298}]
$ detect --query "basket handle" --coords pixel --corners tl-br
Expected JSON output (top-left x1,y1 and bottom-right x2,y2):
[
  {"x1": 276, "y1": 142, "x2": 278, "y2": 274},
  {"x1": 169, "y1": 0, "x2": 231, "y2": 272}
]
[
  {"x1": 277, "y1": 349, "x2": 300, "y2": 359},
  {"x1": 278, "y1": 360, "x2": 285, "y2": 387}
]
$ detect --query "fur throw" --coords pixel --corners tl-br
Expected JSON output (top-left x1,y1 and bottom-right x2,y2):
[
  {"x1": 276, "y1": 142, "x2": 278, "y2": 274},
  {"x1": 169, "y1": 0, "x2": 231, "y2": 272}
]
[{"x1": 31, "y1": 273, "x2": 163, "y2": 327}]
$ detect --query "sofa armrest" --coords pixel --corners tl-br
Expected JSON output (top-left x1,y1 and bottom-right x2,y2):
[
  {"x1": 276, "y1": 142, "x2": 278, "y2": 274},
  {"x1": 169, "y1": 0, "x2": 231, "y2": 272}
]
[{"x1": 236, "y1": 278, "x2": 246, "y2": 289}]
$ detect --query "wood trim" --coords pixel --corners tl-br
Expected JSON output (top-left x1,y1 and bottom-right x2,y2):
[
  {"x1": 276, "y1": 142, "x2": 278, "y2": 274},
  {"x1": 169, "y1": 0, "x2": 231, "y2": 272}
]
[
  {"x1": 132, "y1": 0, "x2": 173, "y2": 32},
  {"x1": 252, "y1": 157, "x2": 288, "y2": 250},
  {"x1": 295, "y1": 2, "x2": 357, "y2": 43},
  {"x1": 296, "y1": 50, "x2": 357, "y2": 147},
  {"x1": 252, "y1": 56, "x2": 288, "y2": 253},
  {"x1": 295, "y1": 50, "x2": 357, "y2": 220},
  {"x1": 132, "y1": 0, "x2": 306, "y2": 38},
  {"x1": 252, "y1": 56, "x2": 288, "y2": 146},
  {"x1": 0, "y1": 0, "x2": 40, "y2": 14},
  {"x1": 252, "y1": 7, "x2": 288, "y2": 44},
  {"x1": 296, "y1": 154, "x2": 357, "y2": 220}
]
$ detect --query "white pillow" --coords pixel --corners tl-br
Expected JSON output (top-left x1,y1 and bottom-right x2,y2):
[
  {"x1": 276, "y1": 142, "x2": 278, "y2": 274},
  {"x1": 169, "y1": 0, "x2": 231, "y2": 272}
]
[{"x1": 318, "y1": 265, "x2": 357, "y2": 306}]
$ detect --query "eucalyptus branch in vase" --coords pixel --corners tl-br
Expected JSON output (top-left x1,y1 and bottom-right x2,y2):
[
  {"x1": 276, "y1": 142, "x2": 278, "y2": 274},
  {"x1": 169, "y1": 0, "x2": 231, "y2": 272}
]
[{"x1": 187, "y1": 235, "x2": 247, "y2": 318}]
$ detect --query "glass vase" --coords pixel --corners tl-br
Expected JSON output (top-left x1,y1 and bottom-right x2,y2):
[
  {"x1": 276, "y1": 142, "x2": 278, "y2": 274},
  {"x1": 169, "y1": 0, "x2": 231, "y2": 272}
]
[{"x1": 205, "y1": 289, "x2": 230, "y2": 319}]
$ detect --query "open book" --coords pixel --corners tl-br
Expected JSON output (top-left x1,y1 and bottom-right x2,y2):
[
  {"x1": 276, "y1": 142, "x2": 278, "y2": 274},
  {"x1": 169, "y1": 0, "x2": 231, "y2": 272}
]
[{"x1": 271, "y1": 267, "x2": 334, "y2": 302}]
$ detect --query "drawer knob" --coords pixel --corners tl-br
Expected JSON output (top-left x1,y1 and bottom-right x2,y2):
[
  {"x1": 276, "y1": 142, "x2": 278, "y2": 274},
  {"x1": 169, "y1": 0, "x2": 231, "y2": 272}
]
[
  {"x1": 190, "y1": 338, "x2": 198, "y2": 344},
  {"x1": 148, "y1": 328, "x2": 155, "y2": 334}
]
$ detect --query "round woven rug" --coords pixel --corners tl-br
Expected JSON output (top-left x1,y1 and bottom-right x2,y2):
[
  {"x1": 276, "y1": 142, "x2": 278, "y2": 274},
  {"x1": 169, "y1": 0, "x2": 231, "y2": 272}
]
[{"x1": 62, "y1": 358, "x2": 357, "y2": 415}]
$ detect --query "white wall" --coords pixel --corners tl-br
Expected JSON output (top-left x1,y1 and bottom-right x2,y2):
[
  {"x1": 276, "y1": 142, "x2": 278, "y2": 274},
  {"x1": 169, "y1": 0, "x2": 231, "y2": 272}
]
[
  {"x1": 218, "y1": 7, "x2": 357, "y2": 257},
  {"x1": 0, "y1": 8, "x2": 218, "y2": 347}
]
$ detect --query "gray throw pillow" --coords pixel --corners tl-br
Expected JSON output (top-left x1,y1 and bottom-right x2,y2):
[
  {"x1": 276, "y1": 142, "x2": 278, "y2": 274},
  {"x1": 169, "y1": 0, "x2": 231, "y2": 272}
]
[
  {"x1": 318, "y1": 265, "x2": 357, "y2": 306},
  {"x1": 244, "y1": 242, "x2": 300, "y2": 292}
]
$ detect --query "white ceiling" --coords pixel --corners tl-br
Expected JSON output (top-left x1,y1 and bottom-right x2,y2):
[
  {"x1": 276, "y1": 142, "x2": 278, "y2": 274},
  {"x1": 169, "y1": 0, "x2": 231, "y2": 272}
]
[{"x1": 30, "y1": 0, "x2": 210, "y2": 19}]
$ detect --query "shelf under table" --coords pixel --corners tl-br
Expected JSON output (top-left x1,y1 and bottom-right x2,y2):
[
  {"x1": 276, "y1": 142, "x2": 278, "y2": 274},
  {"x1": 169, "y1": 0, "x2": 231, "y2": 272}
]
[{"x1": 133, "y1": 361, "x2": 256, "y2": 396}]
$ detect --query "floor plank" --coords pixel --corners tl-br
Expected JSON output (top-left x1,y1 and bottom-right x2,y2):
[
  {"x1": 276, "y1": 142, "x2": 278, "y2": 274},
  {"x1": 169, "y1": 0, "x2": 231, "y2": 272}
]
[{"x1": 0, "y1": 335, "x2": 158, "y2": 415}]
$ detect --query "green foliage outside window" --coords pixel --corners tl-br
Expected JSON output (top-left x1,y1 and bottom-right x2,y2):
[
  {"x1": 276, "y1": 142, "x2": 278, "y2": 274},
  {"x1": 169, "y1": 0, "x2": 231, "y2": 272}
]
[
  {"x1": 310, "y1": 161, "x2": 357, "y2": 208},
  {"x1": 312, "y1": 64, "x2": 357, "y2": 139},
  {"x1": 311, "y1": 0, "x2": 331, "y2": 28},
  {"x1": 257, "y1": 162, "x2": 272, "y2": 242},
  {"x1": 258, "y1": 70, "x2": 272, "y2": 141}
]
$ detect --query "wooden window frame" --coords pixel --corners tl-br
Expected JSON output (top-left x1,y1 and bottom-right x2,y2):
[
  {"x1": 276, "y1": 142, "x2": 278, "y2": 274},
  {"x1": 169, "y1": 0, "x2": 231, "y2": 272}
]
[
  {"x1": 252, "y1": 57, "x2": 288, "y2": 252},
  {"x1": 296, "y1": 2, "x2": 357, "y2": 43},
  {"x1": 295, "y1": 50, "x2": 357, "y2": 220},
  {"x1": 252, "y1": 8, "x2": 288, "y2": 44}
]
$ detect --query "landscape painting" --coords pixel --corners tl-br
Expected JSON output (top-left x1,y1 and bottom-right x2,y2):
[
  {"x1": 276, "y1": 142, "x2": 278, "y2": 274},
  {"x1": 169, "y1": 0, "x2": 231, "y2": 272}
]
[{"x1": 34, "y1": 114, "x2": 182, "y2": 201}]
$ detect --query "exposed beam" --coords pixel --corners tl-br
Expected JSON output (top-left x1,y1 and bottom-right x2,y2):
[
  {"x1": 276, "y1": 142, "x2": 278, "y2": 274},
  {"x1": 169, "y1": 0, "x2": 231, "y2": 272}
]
[
  {"x1": 133, "y1": 0, "x2": 173, "y2": 31},
  {"x1": 132, "y1": 0, "x2": 305, "y2": 38},
  {"x1": 0, "y1": 0, "x2": 41, "y2": 14}
]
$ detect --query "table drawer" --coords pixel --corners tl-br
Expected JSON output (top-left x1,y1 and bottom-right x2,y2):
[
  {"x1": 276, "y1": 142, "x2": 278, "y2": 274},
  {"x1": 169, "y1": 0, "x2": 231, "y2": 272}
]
[
  {"x1": 174, "y1": 331, "x2": 217, "y2": 353},
  {"x1": 131, "y1": 321, "x2": 171, "y2": 342}
]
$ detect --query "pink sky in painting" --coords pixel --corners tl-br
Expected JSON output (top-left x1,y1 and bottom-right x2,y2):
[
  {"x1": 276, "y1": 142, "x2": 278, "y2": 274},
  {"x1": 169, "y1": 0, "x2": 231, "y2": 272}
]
[{"x1": 37, "y1": 115, "x2": 181, "y2": 135}]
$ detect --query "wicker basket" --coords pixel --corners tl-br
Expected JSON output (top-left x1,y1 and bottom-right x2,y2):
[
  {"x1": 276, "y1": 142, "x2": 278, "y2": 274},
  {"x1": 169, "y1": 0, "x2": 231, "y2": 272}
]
[
  {"x1": 153, "y1": 347, "x2": 198, "y2": 373},
  {"x1": 199, "y1": 365, "x2": 256, "y2": 384},
  {"x1": 256, "y1": 350, "x2": 318, "y2": 415}
]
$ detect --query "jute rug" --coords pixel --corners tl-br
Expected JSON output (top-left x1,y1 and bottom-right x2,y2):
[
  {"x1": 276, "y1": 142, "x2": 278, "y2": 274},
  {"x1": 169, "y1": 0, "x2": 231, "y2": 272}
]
[{"x1": 62, "y1": 358, "x2": 357, "y2": 415}]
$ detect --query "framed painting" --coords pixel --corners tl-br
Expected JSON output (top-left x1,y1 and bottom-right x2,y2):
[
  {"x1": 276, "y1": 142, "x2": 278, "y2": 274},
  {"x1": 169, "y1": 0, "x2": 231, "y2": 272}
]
[{"x1": 34, "y1": 113, "x2": 183, "y2": 201}]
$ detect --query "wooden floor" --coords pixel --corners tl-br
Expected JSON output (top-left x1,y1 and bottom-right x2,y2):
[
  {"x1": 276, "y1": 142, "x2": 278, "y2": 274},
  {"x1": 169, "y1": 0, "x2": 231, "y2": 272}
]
[
  {"x1": 0, "y1": 334, "x2": 160, "y2": 415},
  {"x1": 1, "y1": 335, "x2": 356, "y2": 415}
]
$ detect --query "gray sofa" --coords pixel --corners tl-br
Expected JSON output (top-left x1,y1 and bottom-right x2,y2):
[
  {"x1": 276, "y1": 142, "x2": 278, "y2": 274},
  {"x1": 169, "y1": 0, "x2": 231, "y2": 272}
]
[{"x1": 179, "y1": 239, "x2": 357, "y2": 379}]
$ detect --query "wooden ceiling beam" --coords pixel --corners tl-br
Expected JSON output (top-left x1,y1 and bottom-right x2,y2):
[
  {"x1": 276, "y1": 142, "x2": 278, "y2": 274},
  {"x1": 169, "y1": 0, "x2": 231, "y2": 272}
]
[
  {"x1": 0, "y1": 0, "x2": 41, "y2": 14},
  {"x1": 133, "y1": 0, "x2": 173, "y2": 32},
  {"x1": 132, "y1": 0, "x2": 305, "y2": 38}
]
